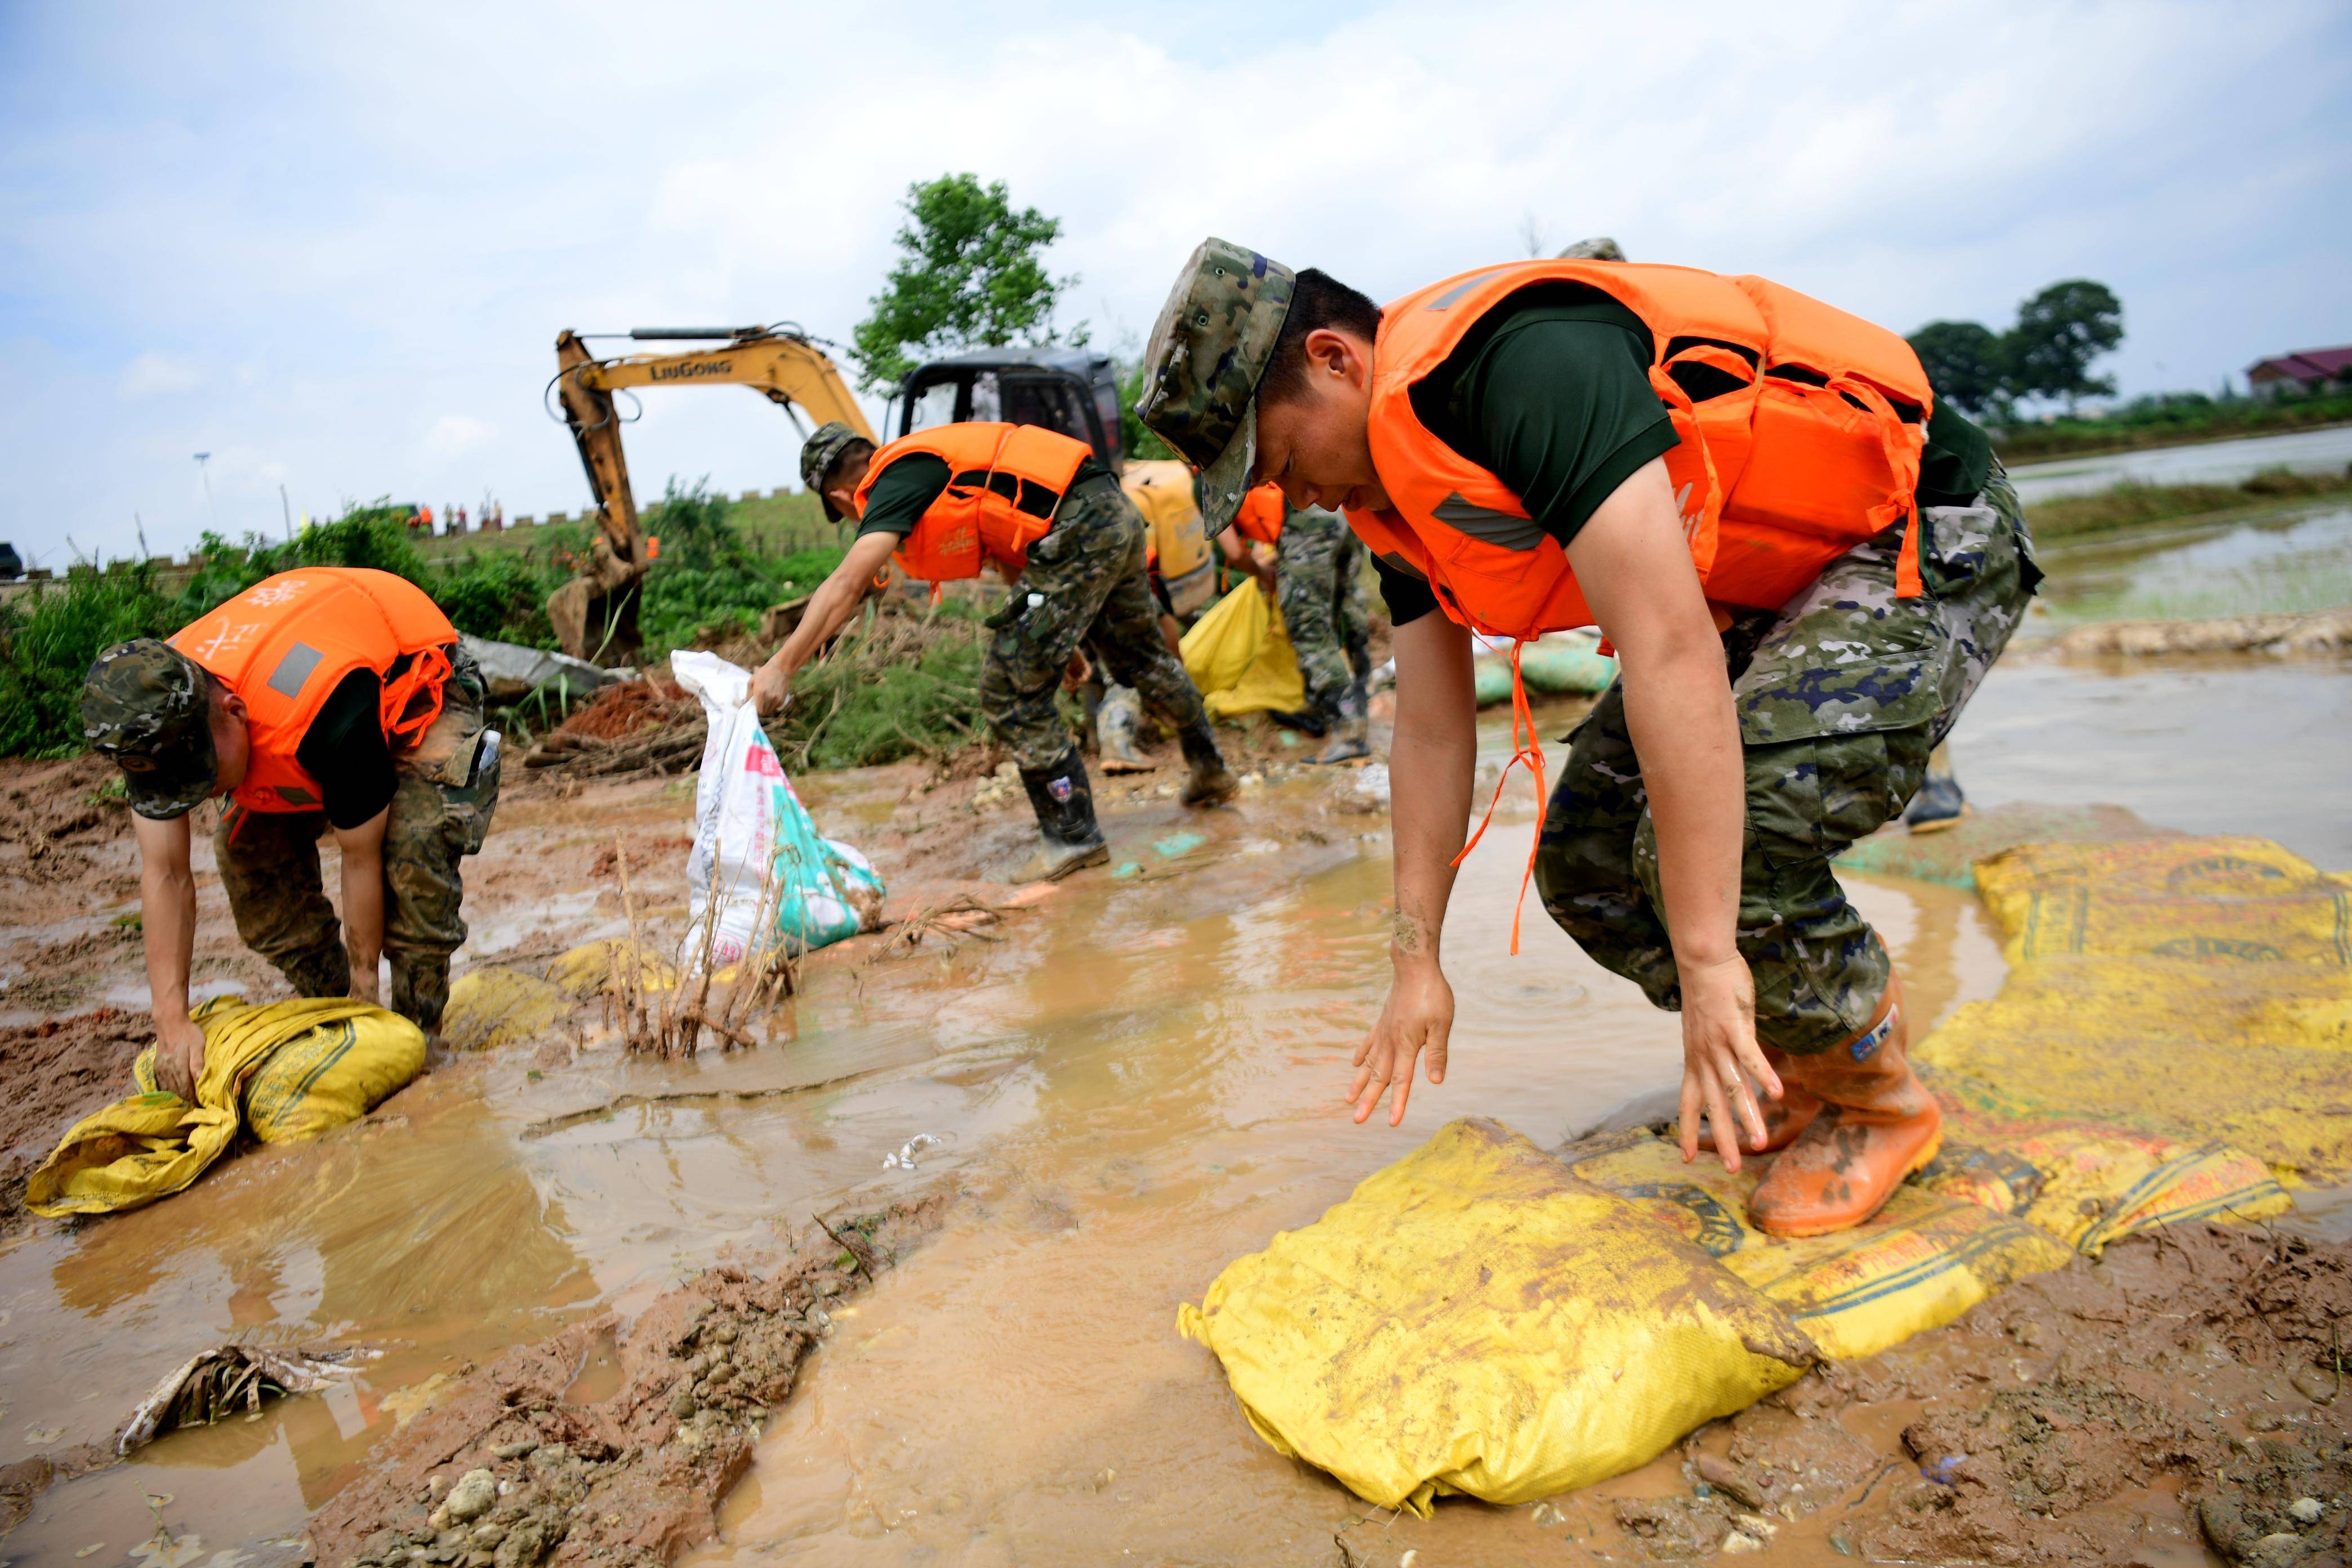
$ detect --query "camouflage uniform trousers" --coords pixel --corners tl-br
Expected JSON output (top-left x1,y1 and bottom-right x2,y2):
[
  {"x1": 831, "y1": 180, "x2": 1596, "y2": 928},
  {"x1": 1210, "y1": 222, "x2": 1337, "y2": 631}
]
[
  {"x1": 1532, "y1": 465, "x2": 2041, "y2": 1055},
  {"x1": 215, "y1": 644, "x2": 502, "y2": 1033},
  {"x1": 1276, "y1": 506, "x2": 1372, "y2": 714},
  {"x1": 978, "y1": 473, "x2": 1210, "y2": 771}
]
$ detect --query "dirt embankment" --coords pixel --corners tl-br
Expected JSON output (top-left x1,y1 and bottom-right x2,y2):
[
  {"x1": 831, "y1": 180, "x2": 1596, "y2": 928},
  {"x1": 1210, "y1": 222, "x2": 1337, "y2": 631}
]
[
  {"x1": 1533, "y1": 1223, "x2": 2352, "y2": 1567},
  {"x1": 310, "y1": 1196, "x2": 947, "y2": 1568}
]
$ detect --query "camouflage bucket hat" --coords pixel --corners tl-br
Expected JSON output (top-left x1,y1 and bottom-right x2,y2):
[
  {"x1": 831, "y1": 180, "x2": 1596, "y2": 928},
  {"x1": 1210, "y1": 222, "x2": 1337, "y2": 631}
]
[
  {"x1": 82, "y1": 638, "x2": 218, "y2": 819},
  {"x1": 799, "y1": 421, "x2": 871, "y2": 522},
  {"x1": 1135, "y1": 238, "x2": 1294, "y2": 537}
]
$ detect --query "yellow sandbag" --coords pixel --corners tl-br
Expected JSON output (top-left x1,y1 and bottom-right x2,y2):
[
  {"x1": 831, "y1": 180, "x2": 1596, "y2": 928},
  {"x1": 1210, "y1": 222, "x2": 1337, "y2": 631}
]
[
  {"x1": 1922, "y1": 834, "x2": 2352, "y2": 1179},
  {"x1": 1179, "y1": 580, "x2": 1268, "y2": 695},
  {"x1": 1179, "y1": 583, "x2": 1307, "y2": 720},
  {"x1": 440, "y1": 964, "x2": 569, "y2": 1052},
  {"x1": 548, "y1": 939, "x2": 678, "y2": 999},
  {"x1": 1178, "y1": 1118, "x2": 1819, "y2": 1516},
  {"x1": 1917, "y1": 1120, "x2": 2289, "y2": 1252},
  {"x1": 1569, "y1": 1131, "x2": 2074, "y2": 1361},
  {"x1": 26, "y1": 998, "x2": 424, "y2": 1217},
  {"x1": 1977, "y1": 836, "x2": 2352, "y2": 966}
]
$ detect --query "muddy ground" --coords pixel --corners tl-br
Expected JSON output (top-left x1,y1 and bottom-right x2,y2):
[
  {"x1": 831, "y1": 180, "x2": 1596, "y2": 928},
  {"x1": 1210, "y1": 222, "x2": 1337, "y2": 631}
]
[
  {"x1": 309, "y1": 1196, "x2": 946, "y2": 1568},
  {"x1": 2, "y1": 702, "x2": 2347, "y2": 1565}
]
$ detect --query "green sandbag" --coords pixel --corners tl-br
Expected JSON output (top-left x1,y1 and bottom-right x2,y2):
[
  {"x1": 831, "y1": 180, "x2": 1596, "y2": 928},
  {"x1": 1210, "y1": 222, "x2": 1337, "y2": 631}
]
[{"x1": 1471, "y1": 644, "x2": 1619, "y2": 707}]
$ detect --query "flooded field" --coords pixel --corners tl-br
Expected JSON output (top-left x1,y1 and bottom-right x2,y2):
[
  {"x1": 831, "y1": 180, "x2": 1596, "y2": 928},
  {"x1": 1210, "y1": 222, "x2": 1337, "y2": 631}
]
[
  {"x1": 2, "y1": 501, "x2": 2347, "y2": 1564},
  {"x1": 2008, "y1": 423, "x2": 2352, "y2": 501}
]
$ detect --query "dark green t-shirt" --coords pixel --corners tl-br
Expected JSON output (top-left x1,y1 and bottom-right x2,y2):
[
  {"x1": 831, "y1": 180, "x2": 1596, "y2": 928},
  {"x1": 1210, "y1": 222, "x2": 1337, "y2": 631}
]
[
  {"x1": 856, "y1": 448, "x2": 1109, "y2": 541},
  {"x1": 293, "y1": 668, "x2": 397, "y2": 829},
  {"x1": 1371, "y1": 284, "x2": 1995, "y2": 626}
]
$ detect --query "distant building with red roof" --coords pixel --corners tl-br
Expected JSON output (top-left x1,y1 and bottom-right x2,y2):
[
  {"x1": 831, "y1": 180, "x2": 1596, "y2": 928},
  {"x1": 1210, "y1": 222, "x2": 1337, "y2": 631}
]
[{"x1": 2246, "y1": 345, "x2": 2352, "y2": 399}]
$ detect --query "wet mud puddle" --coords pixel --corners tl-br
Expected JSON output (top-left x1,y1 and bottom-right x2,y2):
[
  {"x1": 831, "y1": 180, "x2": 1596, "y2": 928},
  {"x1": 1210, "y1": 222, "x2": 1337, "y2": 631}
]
[{"x1": 0, "y1": 709, "x2": 2007, "y2": 1562}]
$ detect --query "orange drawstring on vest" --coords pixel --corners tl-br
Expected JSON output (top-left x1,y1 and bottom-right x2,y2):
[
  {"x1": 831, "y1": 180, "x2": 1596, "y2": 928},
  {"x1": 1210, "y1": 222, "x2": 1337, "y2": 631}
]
[
  {"x1": 1449, "y1": 639, "x2": 1549, "y2": 955},
  {"x1": 378, "y1": 643, "x2": 453, "y2": 745}
]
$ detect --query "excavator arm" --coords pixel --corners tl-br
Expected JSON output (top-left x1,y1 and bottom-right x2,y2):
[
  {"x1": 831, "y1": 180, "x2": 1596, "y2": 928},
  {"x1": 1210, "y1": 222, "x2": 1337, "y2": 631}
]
[{"x1": 546, "y1": 326, "x2": 877, "y2": 663}]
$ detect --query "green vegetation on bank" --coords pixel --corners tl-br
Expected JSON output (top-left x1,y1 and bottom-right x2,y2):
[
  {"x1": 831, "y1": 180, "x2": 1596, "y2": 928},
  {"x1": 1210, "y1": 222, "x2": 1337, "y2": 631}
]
[
  {"x1": 2030, "y1": 466, "x2": 2352, "y2": 541},
  {"x1": 0, "y1": 482, "x2": 844, "y2": 758}
]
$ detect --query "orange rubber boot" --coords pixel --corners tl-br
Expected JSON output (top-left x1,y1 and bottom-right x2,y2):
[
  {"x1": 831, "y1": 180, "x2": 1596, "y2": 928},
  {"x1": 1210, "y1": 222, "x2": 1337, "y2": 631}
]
[
  {"x1": 1695, "y1": 1046, "x2": 1820, "y2": 1154},
  {"x1": 1747, "y1": 970, "x2": 1942, "y2": 1238}
]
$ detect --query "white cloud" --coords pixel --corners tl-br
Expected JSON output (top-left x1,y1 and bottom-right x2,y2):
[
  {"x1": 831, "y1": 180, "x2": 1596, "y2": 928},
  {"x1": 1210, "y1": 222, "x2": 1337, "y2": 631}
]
[
  {"x1": 118, "y1": 351, "x2": 199, "y2": 399},
  {"x1": 6, "y1": 0, "x2": 2350, "y2": 565}
]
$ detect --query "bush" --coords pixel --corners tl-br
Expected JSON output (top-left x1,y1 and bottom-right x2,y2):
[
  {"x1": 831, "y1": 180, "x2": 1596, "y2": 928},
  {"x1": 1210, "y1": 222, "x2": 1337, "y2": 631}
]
[
  {"x1": 638, "y1": 480, "x2": 850, "y2": 652},
  {"x1": 0, "y1": 563, "x2": 177, "y2": 757}
]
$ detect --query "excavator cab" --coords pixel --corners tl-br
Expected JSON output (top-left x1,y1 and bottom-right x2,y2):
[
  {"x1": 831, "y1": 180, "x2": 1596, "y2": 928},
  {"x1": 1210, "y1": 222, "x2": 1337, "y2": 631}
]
[{"x1": 894, "y1": 348, "x2": 1125, "y2": 472}]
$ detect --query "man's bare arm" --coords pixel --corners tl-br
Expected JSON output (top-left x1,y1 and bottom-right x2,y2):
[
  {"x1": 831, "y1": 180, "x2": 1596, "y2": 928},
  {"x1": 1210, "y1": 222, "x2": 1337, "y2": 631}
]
[
  {"x1": 1566, "y1": 456, "x2": 1780, "y2": 1165},
  {"x1": 752, "y1": 531, "x2": 898, "y2": 711},
  {"x1": 1348, "y1": 609, "x2": 1477, "y2": 1125},
  {"x1": 333, "y1": 805, "x2": 389, "y2": 1003},
  {"x1": 133, "y1": 813, "x2": 207, "y2": 1097}
]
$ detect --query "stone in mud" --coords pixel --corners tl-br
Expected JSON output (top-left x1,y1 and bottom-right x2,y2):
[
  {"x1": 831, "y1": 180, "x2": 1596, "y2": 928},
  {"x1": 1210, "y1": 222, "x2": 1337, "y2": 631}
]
[
  {"x1": 1694, "y1": 1452, "x2": 1769, "y2": 1511},
  {"x1": 493, "y1": 1517, "x2": 552, "y2": 1568},
  {"x1": 2291, "y1": 1365, "x2": 2340, "y2": 1404},
  {"x1": 2246, "y1": 1532, "x2": 2310, "y2": 1568},
  {"x1": 2289, "y1": 1497, "x2": 2325, "y2": 1525},
  {"x1": 446, "y1": 1467, "x2": 497, "y2": 1522},
  {"x1": 492, "y1": 1440, "x2": 536, "y2": 1460}
]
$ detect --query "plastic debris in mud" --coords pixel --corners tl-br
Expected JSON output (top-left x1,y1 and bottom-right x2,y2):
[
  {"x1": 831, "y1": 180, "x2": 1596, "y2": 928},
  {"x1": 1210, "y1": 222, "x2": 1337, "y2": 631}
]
[{"x1": 883, "y1": 1133, "x2": 946, "y2": 1171}]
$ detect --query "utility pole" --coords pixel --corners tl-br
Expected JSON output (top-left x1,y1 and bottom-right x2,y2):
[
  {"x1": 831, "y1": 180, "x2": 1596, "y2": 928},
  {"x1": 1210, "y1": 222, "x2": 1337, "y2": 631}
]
[
  {"x1": 135, "y1": 513, "x2": 150, "y2": 561},
  {"x1": 193, "y1": 452, "x2": 217, "y2": 531},
  {"x1": 280, "y1": 482, "x2": 293, "y2": 542}
]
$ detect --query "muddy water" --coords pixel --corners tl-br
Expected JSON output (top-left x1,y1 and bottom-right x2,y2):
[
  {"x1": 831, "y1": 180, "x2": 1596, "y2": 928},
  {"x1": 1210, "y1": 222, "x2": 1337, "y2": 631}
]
[
  {"x1": 682, "y1": 779, "x2": 2006, "y2": 1565},
  {"x1": 0, "y1": 710, "x2": 2005, "y2": 1562},
  {"x1": 2007, "y1": 423, "x2": 2352, "y2": 501},
  {"x1": 7, "y1": 497, "x2": 2347, "y2": 1558}
]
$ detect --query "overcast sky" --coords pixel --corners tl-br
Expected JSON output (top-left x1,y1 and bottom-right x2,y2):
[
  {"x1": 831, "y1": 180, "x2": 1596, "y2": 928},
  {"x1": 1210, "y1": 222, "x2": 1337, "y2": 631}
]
[{"x1": 3, "y1": 0, "x2": 2346, "y2": 568}]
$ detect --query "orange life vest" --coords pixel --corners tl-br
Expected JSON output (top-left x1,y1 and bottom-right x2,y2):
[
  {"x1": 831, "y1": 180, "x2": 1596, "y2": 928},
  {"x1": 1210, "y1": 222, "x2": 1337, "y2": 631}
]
[
  {"x1": 1230, "y1": 483, "x2": 1287, "y2": 547},
  {"x1": 170, "y1": 567, "x2": 458, "y2": 814},
  {"x1": 1347, "y1": 260, "x2": 1932, "y2": 951},
  {"x1": 856, "y1": 422, "x2": 1092, "y2": 581},
  {"x1": 1348, "y1": 259, "x2": 1932, "y2": 641}
]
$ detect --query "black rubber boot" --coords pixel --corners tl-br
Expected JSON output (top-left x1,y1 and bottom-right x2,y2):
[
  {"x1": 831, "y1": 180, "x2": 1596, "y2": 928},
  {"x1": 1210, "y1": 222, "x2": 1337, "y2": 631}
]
[
  {"x1": 1013, "y1": 749, "x2": 1110, "y2": 881},
  {"x1": 1177, "y1": 720, "x2": 1239, "y2": 807},
  {"x1": 1264, "y1": 706, "x2": 1329, "y2": 738},
  {"x1": 1307, "y1": 679, "x2": 1369, "y2": 765},
  {"x1": 1904, "y1": 750, "x2": 1968, "y2": 835}
]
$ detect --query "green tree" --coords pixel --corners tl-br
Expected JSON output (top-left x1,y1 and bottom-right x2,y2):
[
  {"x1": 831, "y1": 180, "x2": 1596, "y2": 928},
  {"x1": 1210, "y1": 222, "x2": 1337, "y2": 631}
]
[
  {"x1": 1906, "y1": 320, "x2": 2008, "y2": 419},
  {"x1": 850, "y1": 173, "x2": 1076, "y2": 393},
  {"x1": 2004, "y1": 279, "x2": 2124, "y2": 412}
]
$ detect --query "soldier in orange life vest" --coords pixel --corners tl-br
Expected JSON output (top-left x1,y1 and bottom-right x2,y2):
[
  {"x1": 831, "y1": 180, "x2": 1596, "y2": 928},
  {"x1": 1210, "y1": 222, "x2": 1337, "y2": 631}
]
[
  {"x1": 1138, "y1": 240, "x2": 2038, "y2": 1237},
  {"x1": 752, "y1": 420, "x2": 1236, "y2": 881},
  {"x1": 81, "y1": 568, "x2": 503, "y2": 1098}
]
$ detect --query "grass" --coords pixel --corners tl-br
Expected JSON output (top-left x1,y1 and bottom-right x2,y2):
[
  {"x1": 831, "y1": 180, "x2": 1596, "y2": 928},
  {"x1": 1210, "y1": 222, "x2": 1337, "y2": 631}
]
[{"x1": 2028, "y1": 466, "x2": 2352, "y2": 541}]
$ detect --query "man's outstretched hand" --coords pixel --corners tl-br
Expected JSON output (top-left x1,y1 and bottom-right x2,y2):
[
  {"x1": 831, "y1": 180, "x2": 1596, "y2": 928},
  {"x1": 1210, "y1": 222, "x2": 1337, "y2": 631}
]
[
  {"x1": 1350, "y1": 962, "x2": 1454, "y2": 1127},
  {"x1": 154, "y1": 1012, "x2": 207, "y2": 1102},
  {"x1": 750, "y1": 660, "x2": 792, "y2": 716},
  {"x1": 1676, "y1": 954, "x2": 1782, "y2": 1172}
]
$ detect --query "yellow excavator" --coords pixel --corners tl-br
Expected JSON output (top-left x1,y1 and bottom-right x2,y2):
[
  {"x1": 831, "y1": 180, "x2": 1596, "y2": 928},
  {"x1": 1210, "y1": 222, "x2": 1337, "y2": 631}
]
[
  {"x1": 547, "y1": 324, "x2": 877, "y2": 663},
  {"x1": 547, "y1": 327, "x2": 1217, "y2": 663}
]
